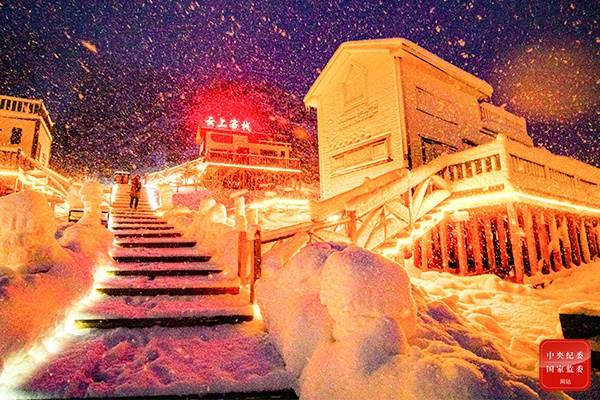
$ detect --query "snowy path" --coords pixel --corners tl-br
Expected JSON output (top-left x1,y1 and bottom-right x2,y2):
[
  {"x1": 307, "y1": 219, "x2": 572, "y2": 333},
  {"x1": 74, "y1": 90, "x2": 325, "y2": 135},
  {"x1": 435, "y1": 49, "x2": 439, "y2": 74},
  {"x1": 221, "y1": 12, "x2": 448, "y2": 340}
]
[{"x1": 15, "y1": 185, "x2": 296, "y2": 399}]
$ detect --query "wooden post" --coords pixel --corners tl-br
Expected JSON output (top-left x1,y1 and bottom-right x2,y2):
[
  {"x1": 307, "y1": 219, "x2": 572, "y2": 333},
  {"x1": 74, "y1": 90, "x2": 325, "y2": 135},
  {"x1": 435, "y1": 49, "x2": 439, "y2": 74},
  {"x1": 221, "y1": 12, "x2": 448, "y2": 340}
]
[
  {"x1": 250, "y1": 228, "x2": 262, "y2": 304},
  {"x1": 586, "y1": 220, "x2": 598, "y2": 260},
  {"x1": 496, "y1": 214, "x2": 510, "y2": 273},
  {"x1": 548, "y1": 212, "x2": 563, "y2": 271},
  {"x1": 506, "y1": 203, "x2": 525, "y2": 283},
  {"x1": 347, "y1": 209, "x2": 357, "y2": 243},
  {"x1": 413, "y1": 238, "x2": 422, "y2": 270},
  {"x1": 534, "y1": 211, "x2": 551, "y2": 274},
  {"x1": 567, "y1": 215, "x2": 581, "y2": 266},
  {"x1": 521, "y1": 205, "x2": 539, "y2": 276},
  {"x1": 579, "y1": 218, "x2": 591, "y2": 264},
  {"x1": 456, "y1": 221, "x2": 468, "y2": 275},
  {"x1": 440, "y1": 219, "x2": 450, "y2": 273},
  {"x1": 483, "y1": 216, "x2": 496, "y2": 274},
  {"x1": 560, "y1": 215, "x2": 574, "y2": 267},
  {"x1": 467, "y1": 217, "x2": 483, "y2": 274},
  {"x1": 421, "y1": 230, "x2": 431, "y2": 271},
  {"x1": 237, "y1": 230, "x2": 247, "y2": 284}
]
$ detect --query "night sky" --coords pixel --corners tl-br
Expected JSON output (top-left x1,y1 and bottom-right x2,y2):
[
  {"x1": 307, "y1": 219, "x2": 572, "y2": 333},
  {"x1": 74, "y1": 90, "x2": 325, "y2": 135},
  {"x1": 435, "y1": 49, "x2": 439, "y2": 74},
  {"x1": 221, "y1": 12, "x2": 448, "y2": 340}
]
[{"x1": 0, "y1": 1, "x2": 598, "y2": 178}]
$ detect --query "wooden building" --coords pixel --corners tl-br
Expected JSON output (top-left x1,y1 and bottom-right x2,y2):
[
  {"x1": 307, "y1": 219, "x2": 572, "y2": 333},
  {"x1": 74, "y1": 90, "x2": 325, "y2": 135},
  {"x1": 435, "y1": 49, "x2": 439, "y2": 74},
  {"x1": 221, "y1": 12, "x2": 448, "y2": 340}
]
[
  {"x1": 304, "y1": 38, "x2": 531, "y2": 200},
  {"x1": 269, "y1": 38, "x2": 600, "y2": 285},
  {"x1": 0, "y1": 95, "x2": 69, "y2": 201},
  {"x1": 0, "y1": 95, "x2": 54, "y2": 166}
]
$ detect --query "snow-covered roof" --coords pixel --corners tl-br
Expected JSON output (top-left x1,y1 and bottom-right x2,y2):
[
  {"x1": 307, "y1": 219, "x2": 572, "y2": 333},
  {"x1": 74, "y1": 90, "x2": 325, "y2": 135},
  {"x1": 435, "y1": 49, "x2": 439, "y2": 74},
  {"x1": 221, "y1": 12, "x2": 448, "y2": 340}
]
[{"x1": 304, "y1": 38, "x2": 494, "y2": 107}]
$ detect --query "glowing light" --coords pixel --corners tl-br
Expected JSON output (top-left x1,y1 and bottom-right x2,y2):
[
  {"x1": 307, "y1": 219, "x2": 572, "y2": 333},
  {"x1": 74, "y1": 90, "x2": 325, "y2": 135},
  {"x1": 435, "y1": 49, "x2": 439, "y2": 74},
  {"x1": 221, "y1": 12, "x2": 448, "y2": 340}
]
[
  {"x1": 0, "y1": 264, "x2": 109, "y2": 394},
  {"x1": 248, "y1": 197, "x2": 309, "y2": 210},
  {"x1": 205, "y1": 161, "x2": 300, "y2": 173},
  {"x1": 326, "y1": 214, "x2": 342, "y2": 223},
  {"x1": 203, "y1": 116, "x2": 251, "y2": 132},
  {"x1": 253, "y1": 303, "x2": 263, "y2": 321},
  {"x1": 382, "y1": 188, "x2": 600, "y2": 259}
]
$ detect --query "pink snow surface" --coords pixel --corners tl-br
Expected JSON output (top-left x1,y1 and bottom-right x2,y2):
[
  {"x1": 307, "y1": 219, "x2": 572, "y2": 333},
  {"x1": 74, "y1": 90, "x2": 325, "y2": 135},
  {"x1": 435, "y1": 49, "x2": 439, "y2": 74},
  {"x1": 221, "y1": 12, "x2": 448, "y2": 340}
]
[
  {"x1": 110, "y1": 246, "x2": 210, "y2": 258},
  {"x1": 22, "y1": 322, "x2": 295, "y2": 398},
  {"x1": 80, "y1": 294, "x2": 252, "y2": 319},
  {"x1": 99, "y1": 275, "x2": 239, "y2": 289}
]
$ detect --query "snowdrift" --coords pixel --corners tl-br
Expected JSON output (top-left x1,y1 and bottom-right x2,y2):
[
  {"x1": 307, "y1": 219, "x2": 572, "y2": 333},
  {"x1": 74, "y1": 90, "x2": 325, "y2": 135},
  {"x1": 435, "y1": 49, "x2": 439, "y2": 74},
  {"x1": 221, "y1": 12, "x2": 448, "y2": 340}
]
[
  {"x1": 256, "y1": 243, "x2": 567, "y2": 399},
  {"x1": 164, "y1": 197, "x2": 239, "y2": 277},
  {"x1": 0, "y1": 191, "x2": 113, "y2": 372}
]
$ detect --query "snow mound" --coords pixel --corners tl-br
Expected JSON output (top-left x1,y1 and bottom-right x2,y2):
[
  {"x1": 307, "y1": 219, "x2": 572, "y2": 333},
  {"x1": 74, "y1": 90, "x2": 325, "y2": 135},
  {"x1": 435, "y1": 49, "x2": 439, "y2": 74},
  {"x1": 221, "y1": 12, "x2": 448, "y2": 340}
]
[
  {"x1": 321, "y1": 246, "x2": 417, "y2": 340},
  {"x1": 0, "y1": 194, "x2": 113, "y2": 372},
  {"x1": 257, "y1": 242, "x2": 567, "y2": 399},
  {"x1": 0, "y1": 191, "x2": 68, "y2": 273},
  {"x1": 256, "y1": 242, "x2": 347, "y2": 377},
  {"x1": 558, "y1": 301, "x2": 600, "y2": 316},
  {"x1": 260, "y1": 232, "x2": 310, "y2": 278}
]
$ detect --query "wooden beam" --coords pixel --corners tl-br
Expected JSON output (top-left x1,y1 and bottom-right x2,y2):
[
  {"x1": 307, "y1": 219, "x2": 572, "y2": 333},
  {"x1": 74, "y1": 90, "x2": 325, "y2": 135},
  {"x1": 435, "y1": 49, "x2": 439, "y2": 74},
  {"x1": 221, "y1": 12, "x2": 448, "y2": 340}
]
[
  {"x1": 506, "y1": 203, "x2": 525, "y2": 283},
  {"x1": 521, "y1": 205, "x2": 539, "y2": 276},
  {"x1": 483, "y1": 215, "x2": 496, "y2": 274}
]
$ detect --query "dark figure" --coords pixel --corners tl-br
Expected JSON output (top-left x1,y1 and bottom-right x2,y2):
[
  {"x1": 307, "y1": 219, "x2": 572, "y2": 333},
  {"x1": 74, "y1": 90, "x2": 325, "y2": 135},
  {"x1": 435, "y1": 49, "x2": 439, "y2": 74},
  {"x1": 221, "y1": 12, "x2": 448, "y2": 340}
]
[{"x1": 129, "y1": 175, "x2": 142, "y2": 209}]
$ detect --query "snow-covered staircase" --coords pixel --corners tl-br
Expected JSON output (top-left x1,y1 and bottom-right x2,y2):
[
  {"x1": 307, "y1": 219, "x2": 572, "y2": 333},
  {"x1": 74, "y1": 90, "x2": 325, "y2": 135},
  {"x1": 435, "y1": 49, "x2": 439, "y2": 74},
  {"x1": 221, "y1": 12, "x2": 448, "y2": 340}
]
[
  {"x1": 15, "y1": 183, "x2": 296, "y2": 399},
  {"x1": 74, "y1": 184, "x2": 254, "y2": 330}
]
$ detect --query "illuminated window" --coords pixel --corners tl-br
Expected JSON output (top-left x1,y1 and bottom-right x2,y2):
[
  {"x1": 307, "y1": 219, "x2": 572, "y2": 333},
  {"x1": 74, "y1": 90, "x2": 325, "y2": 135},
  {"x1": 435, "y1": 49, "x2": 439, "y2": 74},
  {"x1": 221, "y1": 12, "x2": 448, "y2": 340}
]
[{"x1": 10, "y1": 127, "x2": 23, "y2": 144}]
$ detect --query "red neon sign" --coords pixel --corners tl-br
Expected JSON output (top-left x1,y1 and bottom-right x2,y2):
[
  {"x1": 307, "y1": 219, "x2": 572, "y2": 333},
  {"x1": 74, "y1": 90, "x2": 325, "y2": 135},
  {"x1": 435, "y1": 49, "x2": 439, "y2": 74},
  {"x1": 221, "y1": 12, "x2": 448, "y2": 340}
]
[{"x1": 204, "y1": 116, "x2": 251, "y2": 132}]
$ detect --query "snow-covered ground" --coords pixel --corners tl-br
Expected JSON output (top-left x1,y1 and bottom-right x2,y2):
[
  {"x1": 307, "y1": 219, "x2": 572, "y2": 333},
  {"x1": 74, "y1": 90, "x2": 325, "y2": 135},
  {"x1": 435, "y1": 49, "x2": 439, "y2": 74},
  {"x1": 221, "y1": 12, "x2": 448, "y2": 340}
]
[
  {"x1": 257, "y1": 240, "x2": 599, "y2": 399},
  {"x1": 409, "y1": 260, "x2": 600, "y2": 372},
  {"x1": 21, "y1": 322, "x2": 295, "y2": 398}
]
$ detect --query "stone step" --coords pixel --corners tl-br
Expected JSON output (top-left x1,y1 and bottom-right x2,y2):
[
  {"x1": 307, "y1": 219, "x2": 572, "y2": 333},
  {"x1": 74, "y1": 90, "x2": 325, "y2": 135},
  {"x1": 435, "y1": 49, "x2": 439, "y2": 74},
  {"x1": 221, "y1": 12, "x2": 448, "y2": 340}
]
[
  {"x1": 113, "y1": 231, "x2": 182, "y2": 238},
  {"x1": 75, "y1": 297, "x2": 253, "y2": 329},
  {"x1": 107, "y1": 261, "x2": 220, "y2": 273},
  {"x1": 111, "y1": 219, "x2": 167, "y2": 225},
  {"x1": 110, "y1": 213, "x2": 158, "y2": 218},
  {"x1": 112, "y1": 254, "x2": 211, "y2": 263},
  {"x1": 115, "y1": 237, "x2": 197, "y2": 248},
  {"x1": 98, "y1": 286, "x2": 239, "y2": 296},
  {"x1": 75, "y1": 314, "x2": 254, "y2": 329},
  {"x1": 111, "y1": 224, "x2": 175, "y2": 231}
]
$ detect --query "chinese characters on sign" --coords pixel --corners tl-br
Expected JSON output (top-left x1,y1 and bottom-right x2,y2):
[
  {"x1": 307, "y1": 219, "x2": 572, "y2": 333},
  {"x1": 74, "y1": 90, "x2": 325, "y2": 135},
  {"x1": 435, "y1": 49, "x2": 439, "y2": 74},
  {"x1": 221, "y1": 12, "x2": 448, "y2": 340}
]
[
  {"x1": 204, "y1": 116, "x2": 251, "y2": 132},
  {"x1": 539, "y1": 339, "x2": 591, "y2": 392}
]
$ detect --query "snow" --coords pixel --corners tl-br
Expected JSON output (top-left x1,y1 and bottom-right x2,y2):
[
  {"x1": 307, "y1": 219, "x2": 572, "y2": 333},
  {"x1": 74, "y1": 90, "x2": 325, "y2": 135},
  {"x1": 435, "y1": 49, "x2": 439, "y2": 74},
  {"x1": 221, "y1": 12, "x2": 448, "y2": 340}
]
[
  {"x1": 320, "y1": 246, "x2": 417, "y2": 340},
  {"x1": 410, "y1": 260, "x2": 600, "y2": 371},
  {"x1": 0, "y1": 191, "x2": 113, "y2": 372},
  {"x1": 257, "y1": 242, "x2": 584, "y2": 399},
  {"x1": 256, "y1": 242, "x2": 341, "y2": 378},
  {"x1": 79, "y1": 293, "x2": 252, "y2": 320},
  {"x1": 0, "y1": 191, "x2": 66, "y2": 273},
  {"x1": 559, "y1": 302, "x2": 600, "y2": 317},
  {"x1": 99, "y1": 275, "x2": 239, "y2": 290},
  {"x1": 19, "y1": 322, "x2": 295, "y2": 399}
]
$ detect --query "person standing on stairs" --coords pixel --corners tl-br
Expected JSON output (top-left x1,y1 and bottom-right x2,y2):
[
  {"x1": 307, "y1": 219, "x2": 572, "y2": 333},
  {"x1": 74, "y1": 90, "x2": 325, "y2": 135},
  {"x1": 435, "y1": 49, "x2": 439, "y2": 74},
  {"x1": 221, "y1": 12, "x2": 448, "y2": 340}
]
[{"x1": 129, "y1": 175, "x2": 142, "y2": 209}]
